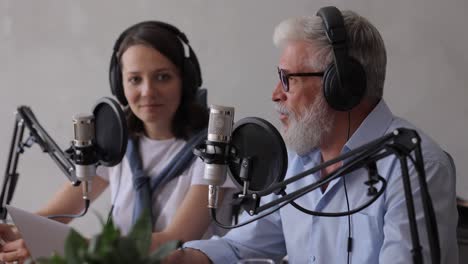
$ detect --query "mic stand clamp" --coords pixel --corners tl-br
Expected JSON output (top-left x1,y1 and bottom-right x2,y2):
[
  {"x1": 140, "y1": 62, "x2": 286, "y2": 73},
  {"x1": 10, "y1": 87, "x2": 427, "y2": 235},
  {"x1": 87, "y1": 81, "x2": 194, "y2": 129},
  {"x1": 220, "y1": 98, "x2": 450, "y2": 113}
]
[
  {"x1": 365, "y1": 162, "x2": 379, "y2": 196},
  {"x1": 233, "y1": 192, "x2": 260, "y2": 216},
  {"x1": 231, "y1": 156, "x2": 261, "y2": 216},
  {"x1": 237, "y1": 157, "x2": 252, "y2": 198}
]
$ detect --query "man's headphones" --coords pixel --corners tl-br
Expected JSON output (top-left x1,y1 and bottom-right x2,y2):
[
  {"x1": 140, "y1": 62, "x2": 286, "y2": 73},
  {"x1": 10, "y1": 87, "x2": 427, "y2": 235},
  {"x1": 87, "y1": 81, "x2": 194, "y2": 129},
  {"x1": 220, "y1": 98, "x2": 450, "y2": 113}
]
[
  {"x1": 316, "y1": 6, "x2": 367, "y2": 111},
  {"x1": 109, "y1": 21, "x2": 202, "y2": 106}
]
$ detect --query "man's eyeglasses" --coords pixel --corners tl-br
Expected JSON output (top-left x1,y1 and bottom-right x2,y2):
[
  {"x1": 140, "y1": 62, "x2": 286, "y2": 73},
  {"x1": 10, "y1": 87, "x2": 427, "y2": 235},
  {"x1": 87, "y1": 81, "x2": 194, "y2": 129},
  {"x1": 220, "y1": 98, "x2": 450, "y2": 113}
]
[{"x1": 277, "y1": 67, "x2": 324, "y2": 92}]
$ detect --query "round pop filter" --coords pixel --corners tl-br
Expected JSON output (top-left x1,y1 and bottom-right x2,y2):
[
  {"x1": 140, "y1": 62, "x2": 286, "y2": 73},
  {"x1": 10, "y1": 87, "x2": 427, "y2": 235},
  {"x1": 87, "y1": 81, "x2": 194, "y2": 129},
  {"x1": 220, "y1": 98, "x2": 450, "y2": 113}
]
[
  {"x1": 92, "y1": 97, "x2": 128, "y2": 166},
  {"x1": 228, "y1": 117, "x2": 287, "y2": 192}
]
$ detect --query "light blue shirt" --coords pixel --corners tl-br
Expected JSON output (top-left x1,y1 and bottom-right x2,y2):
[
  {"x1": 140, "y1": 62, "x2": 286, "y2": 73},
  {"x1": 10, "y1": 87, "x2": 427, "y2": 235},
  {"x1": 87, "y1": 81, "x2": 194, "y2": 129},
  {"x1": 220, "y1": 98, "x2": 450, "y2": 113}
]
[{"x1": 185, "y1": 100, "x2": 458, "y2": 264}]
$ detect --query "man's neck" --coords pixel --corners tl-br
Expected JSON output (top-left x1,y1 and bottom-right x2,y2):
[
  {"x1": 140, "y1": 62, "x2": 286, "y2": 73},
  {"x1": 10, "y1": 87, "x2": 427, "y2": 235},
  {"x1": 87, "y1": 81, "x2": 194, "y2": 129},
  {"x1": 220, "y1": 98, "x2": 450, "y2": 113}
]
[
  {"x1": 320, "y1": 101, "x2": 376, "y2": 162},
  {"x1": 318, "y1": 101, "x2": 376, "y2": 190}
]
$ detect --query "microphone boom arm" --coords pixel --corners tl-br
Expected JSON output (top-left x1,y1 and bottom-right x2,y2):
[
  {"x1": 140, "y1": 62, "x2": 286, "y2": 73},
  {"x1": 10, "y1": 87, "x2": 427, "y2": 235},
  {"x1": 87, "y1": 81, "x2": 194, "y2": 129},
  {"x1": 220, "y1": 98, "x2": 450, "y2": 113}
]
[
  {"x1": 229, "y1": 128, "x2": 440, "y2": 264},
  {"x1": 0, "y1": 106, "x2": 79, "y2": 221},
  {"x1": 17, "y1": 106, "x2": 78, "y2": 183}
]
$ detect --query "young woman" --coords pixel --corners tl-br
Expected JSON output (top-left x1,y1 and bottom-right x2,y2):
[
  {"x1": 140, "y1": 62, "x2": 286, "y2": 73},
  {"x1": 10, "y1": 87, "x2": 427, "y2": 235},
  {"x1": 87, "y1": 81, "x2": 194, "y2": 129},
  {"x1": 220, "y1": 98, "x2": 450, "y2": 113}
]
[{"x1": 0, "y1": 21, "x2": 234, "y2": 263}]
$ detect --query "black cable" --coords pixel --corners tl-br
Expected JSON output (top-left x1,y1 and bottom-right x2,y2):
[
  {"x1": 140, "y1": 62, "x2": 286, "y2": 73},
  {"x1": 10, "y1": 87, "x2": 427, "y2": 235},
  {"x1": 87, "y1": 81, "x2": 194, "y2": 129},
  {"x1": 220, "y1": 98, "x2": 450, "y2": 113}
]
[
  {"x1": 274, "y1": 142, "x2": 388, "y2": 214},
  {"x1": 344, "y1": 111, "x2": 352, "y2": 264},
  {"x1": 210, "y1": 197, "x2": 292, "y2": 229},
  {"x1": 47, "y1": 199, "x2": 90, "y2": 220},
  {"x1": 107, "y1": 171, "x2": 123, "y2": 224},
  {"x1": 282, "y1": 137, "x2": 391, "y2": 217},
  {"x1": 286, "y1": 177, "x2": 385, "y2": 216}
]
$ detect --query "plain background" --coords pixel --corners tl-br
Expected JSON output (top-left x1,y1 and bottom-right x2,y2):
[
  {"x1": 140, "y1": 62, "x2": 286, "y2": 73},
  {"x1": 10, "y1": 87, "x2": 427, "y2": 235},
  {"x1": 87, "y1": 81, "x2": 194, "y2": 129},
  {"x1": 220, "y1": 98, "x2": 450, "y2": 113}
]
[{"x1": 0, "y1": 0, "x2": 467, "y2": 236}]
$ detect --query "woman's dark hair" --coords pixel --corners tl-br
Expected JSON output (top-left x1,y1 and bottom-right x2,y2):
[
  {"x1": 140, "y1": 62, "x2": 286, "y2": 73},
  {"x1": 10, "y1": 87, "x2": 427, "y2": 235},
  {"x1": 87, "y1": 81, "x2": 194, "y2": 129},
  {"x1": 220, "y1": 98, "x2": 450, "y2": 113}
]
[{"x1": 116, "y1": 22, "x2": 208, "y2": 139}]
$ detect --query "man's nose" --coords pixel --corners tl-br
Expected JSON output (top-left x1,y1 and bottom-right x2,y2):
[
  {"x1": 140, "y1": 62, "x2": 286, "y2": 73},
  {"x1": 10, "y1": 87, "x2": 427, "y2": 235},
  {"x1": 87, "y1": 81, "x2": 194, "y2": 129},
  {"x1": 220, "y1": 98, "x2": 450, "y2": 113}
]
[{"x1": 272, "y1": 81, "x2": 286, "y2": 102}]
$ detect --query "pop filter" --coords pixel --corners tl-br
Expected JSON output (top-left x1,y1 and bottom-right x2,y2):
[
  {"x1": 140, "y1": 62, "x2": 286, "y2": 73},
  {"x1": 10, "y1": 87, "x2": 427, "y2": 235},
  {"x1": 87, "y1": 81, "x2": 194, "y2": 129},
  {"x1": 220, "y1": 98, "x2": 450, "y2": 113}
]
[
  {"x1": 92, "y1": 97, "x2": 127, "y2": 166},
  {"x1": 228, "y1": 117, "x2": 287, "y2": 193}
]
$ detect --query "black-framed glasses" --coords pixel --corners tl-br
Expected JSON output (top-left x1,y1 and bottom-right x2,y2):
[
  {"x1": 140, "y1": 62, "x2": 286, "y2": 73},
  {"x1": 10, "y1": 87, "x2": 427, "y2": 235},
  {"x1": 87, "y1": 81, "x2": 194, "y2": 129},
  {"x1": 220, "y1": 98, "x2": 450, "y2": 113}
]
[{"x1": 277, "y1": 67, "x2": 324, "y2": 92}]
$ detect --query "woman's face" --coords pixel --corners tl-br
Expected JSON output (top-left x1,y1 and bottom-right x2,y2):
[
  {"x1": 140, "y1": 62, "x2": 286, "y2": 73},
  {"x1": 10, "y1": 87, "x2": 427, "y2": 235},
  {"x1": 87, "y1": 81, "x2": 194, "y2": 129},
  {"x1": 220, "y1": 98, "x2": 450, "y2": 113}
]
[{"x1": 121, "y1": 44, "x2": 182, "y2": 133}]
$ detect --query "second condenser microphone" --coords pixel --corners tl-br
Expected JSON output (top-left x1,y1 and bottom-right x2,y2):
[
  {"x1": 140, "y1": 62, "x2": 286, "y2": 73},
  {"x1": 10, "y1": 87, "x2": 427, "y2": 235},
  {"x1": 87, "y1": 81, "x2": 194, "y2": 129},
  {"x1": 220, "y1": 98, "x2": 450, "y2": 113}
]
[
  {"x1": 72, "y1": 114, "x2": 97, "y2": 200},
  {"x1": 204, "y1": 105, "x2": 234, "y2": 208}
]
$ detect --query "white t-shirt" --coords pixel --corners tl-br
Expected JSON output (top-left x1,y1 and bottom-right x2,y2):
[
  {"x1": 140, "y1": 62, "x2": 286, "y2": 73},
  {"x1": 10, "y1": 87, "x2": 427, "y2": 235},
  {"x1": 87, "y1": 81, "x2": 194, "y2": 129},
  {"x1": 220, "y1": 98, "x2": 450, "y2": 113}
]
[{"x1": 97, "y1": 135, "x2": 236, "y2": 236}]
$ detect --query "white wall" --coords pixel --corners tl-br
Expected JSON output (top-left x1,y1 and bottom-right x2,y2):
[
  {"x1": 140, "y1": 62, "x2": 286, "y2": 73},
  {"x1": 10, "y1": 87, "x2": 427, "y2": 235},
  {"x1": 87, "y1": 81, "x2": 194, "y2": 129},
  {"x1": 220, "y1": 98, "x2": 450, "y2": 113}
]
[{"x1": 0, "y1": 0, "x2": 467, "y2": 236}]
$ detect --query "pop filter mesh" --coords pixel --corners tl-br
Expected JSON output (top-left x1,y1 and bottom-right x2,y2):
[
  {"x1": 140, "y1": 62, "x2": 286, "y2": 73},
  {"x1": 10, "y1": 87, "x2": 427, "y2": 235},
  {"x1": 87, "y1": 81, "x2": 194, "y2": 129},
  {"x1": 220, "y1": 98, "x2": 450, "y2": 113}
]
[
  {"x1": 229, "y1": 117, "x2": 287, "y2": 192},
  {"x1": 93, "y1": 97, "x2": 127, "y2": 166}
]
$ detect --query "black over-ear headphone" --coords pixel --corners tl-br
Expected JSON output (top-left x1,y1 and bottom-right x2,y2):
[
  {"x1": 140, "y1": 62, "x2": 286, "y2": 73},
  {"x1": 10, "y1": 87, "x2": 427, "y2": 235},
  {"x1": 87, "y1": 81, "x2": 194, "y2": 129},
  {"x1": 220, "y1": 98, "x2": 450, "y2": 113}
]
[
  {"x1": 316, "y1": 6, "x2": 367, "y2": 111},
  {"x1": 109, "y1": 21, "x2": 203, "y2": 106}
]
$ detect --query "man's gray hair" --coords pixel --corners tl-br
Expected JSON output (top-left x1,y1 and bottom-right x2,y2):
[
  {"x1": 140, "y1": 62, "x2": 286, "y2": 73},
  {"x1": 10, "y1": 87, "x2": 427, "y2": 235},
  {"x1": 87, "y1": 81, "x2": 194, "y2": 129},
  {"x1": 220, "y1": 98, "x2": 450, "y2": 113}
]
[{"x1": 273, "y1": 10, "x2": 387, "y2": 100}]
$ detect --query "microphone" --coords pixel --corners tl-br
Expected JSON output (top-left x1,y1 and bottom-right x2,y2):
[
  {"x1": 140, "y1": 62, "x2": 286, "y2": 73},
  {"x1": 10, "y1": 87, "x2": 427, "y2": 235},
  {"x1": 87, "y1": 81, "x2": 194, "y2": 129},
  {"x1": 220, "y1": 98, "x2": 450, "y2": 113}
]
[
  {"x1": 67, "y1": 97, "x2": 128, "y2": 201},
  {"x1": 204, "y1": 105, "x2": 235, "y2": 208},
  {"x1": 193, "y1": 114, "x2": 289, "y2": 228},
  {"x1": 194, "y1": 110, "x2": 288, "y2": 210},
  {"x1": 72, "y1": 114, "x2": 97, "y2": 200},
  {"x1": 0, "y1": 97, "x2": 127, "y2": 220}
]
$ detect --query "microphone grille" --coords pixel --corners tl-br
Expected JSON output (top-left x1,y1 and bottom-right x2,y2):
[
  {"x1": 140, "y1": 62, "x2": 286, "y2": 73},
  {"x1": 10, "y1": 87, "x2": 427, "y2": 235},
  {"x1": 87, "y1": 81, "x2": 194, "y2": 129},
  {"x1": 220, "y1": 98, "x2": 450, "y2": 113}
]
[
  {"x1": 73, "y1": 114, "x2": 95, "y2": 146},
  {"x1": 208, "y1": 105, "x2": 234, "y2": 142}
]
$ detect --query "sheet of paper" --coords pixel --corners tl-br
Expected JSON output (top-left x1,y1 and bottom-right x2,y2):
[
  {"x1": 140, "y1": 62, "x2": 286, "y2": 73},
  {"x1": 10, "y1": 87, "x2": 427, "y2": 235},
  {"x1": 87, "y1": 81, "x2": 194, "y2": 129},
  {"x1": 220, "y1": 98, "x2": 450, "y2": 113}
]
[{"x1": 6, "y1": 205, "x2": 71, "y2": 260}]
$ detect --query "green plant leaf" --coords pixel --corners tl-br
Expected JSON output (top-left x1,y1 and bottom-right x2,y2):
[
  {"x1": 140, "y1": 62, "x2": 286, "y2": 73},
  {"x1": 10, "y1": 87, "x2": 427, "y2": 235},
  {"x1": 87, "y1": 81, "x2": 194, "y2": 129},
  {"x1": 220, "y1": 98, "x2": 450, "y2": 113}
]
[
  {"x1": 115, "y1": 236, "x2": 144, "y2": 263},
  {"x1": 88, "y1": 217, "x2": 121, "y2": 256},
  {"x1": 64, "y1": 228, "x2": 88, "y2": 264},
  {"x1": 127, "y1": 209, "x2": 152, "y2": 256},
  {"x1": 148, "y1": 240, "x2": 182, "y2": 263},
  {"x1": 37, "y1": 212, "x2": 181, "y2": 264}
]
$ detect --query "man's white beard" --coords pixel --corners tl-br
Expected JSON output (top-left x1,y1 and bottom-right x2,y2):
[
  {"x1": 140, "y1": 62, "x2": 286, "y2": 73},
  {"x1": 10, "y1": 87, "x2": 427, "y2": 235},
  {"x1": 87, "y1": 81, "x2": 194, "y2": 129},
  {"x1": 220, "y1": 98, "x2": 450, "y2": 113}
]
[{"x1": 275, "y1": 95, "x2": 334, "y2": 156}]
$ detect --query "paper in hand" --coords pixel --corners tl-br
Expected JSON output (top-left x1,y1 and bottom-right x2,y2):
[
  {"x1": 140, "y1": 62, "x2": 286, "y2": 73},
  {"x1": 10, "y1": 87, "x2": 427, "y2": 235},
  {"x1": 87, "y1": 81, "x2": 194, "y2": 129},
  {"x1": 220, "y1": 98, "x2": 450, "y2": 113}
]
[{"x1": 5, "y1": 205, "x2": 71, "y2": 260}]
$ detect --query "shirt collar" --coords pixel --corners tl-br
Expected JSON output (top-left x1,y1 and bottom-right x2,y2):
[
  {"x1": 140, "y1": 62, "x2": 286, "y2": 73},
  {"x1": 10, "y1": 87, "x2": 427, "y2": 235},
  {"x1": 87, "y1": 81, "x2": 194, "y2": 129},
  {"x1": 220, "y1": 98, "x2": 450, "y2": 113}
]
[
  {"x1": 344, "y1": 99, "x2": 394, "y2": 152},
  {"x1": 297, "y1": 147, "x2": 321, "y2": 168}
]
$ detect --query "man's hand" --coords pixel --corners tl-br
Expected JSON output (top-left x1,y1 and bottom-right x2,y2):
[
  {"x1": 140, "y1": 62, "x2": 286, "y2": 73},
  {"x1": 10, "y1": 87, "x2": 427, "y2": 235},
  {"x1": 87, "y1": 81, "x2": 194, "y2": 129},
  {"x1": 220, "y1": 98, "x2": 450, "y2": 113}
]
[{"x1": 163, "y1": 247, "x2": 212, "y2": 264}]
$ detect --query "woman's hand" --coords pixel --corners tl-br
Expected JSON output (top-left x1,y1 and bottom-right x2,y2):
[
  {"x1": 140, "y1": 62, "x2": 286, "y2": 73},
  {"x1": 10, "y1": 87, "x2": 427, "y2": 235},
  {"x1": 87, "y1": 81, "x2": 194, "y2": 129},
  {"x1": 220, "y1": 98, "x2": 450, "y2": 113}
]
[
  {"x1": 0, "y1": 223, "x2": 30, "y2": 263},
  {"x1": 0, "y1": 223, "x2": 19, "y2": 242},
  {"x1": 0, "y1": 238, "x2": 30, "y2": 264}
]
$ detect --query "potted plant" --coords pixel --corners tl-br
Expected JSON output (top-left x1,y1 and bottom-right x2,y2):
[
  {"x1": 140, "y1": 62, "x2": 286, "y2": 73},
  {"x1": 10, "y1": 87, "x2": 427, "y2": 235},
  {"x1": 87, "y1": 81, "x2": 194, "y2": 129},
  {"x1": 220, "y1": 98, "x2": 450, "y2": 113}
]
[{"x1": 31, "y1": 211, "x2": 180, "y2": 264}]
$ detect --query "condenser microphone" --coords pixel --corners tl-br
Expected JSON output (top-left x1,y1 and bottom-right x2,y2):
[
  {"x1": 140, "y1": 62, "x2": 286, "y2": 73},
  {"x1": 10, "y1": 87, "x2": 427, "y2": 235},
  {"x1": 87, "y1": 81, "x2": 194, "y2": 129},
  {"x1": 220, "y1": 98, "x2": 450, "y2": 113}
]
[
  {"x1": 72, "y1": 114, "x2": 97, "y2": 200},
  {"x1": 204, "y1": 105, "x2": 235, "y2": 208},
  {"x1": 68, "y1": 97, "x2": 127, "y2": 201}
]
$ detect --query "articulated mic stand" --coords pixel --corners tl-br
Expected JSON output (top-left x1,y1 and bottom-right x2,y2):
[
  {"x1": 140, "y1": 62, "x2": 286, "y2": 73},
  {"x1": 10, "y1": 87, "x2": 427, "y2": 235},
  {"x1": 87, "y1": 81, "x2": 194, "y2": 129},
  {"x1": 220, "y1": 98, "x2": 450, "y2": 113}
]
[
  {"x1": 0, "y1": 106, "x2": 79, "y2": 221},
  {"x1": 213, "y1": 128, "x2": 440, "y2": 264}
]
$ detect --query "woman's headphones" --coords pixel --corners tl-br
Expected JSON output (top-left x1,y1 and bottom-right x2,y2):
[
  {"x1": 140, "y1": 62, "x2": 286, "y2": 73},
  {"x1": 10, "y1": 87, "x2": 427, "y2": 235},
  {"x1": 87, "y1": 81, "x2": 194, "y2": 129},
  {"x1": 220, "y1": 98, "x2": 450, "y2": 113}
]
[
  {"x1": 109, "y1": 21, "x2": 203, "y2": 106},
  {"x1": 316, "y1": 6, "x2": 367, "y2": 111}
]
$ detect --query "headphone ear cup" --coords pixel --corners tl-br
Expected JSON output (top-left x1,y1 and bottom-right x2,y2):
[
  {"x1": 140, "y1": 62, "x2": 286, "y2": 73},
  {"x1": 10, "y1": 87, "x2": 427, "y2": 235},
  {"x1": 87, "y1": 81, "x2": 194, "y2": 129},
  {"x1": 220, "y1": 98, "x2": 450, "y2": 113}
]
[
  {"x1": 109, "y1": 56, "x2": 128, "y2": 106},
  {"x1": 322, "y1": 63, "x2": 342, "y2": 110},
  {"x1": 345, "y1": 58, "x2": 367, "y2": 108},
  {"x1": 183, "y1": 58, "x2": 200, "y2": 96},
  {"x1": 322, "y1": 60, "x2": 366, "y2": 111}
]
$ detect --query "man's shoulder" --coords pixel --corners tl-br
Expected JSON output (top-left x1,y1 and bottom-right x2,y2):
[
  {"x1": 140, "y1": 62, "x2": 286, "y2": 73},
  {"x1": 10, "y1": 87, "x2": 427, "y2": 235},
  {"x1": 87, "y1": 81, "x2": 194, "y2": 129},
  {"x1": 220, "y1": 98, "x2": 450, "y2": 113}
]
[{"x1": 387, "y1": 116, "x2": 450, "y2": 166}]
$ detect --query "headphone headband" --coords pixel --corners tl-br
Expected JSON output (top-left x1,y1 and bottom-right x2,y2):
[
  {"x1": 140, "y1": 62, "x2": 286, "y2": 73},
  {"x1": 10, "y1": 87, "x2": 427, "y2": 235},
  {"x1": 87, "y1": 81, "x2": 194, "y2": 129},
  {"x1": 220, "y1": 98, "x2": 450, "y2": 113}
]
[
  {"x1": 316, "y1": 6, "x2": 367, "y2": 111},
  {"x1": 317, "y1": 7, "x2": 349, "y2": 91},
  {"x1": 317, "y1": 7, "x2": 347, "y2": 44}
]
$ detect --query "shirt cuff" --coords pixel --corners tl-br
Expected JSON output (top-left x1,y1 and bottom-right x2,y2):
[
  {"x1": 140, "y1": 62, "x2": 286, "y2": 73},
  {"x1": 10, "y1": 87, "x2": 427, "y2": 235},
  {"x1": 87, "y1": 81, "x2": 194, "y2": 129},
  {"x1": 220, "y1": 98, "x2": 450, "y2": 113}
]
[{"x1": 184, "y1": 238, "x2": 239, "y2": 264}]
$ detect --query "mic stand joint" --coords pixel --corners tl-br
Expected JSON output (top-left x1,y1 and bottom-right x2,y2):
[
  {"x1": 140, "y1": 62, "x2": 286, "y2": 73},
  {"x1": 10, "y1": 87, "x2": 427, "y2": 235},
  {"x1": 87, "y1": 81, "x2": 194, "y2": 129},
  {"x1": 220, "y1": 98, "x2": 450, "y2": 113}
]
[
  {"x1": 234, "y1": 157, "x2": 261, "y2": 215},
  {"x1": 238, "y1": 157, "x2": 252, "y2": 198}
]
